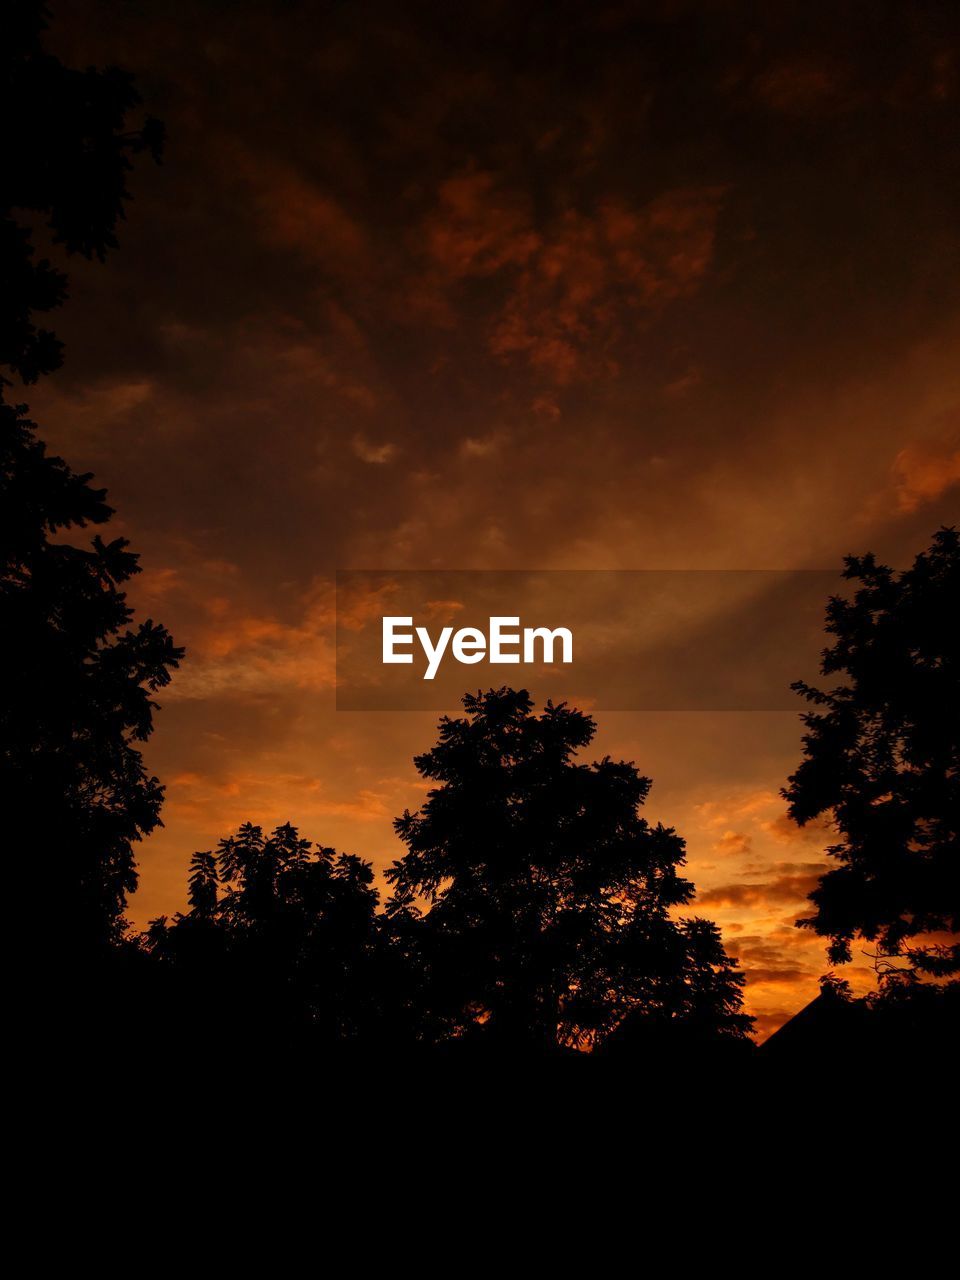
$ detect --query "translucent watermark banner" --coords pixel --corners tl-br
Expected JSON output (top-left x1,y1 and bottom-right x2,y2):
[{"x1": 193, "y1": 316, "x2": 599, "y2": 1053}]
[{"x1": 335, "y1": 569, "x2": 844, "y2": 711}]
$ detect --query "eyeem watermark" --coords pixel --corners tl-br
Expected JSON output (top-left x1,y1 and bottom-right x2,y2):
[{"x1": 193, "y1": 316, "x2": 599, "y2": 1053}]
[
  {"x1": 383, "y1": 615, "x2": 574, "y2": 680},
  {"x1": 336, "y1": 569, "x2": 843, "y2": 711}
]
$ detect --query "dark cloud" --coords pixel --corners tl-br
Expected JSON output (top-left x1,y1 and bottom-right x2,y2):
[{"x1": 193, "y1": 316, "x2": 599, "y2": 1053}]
[
  {"x1": 698, "y1": 863, "x2": 823, "y2": 910},
  {"x1": 21, "y1": 0, "x2": 960, "y2": 1038}
]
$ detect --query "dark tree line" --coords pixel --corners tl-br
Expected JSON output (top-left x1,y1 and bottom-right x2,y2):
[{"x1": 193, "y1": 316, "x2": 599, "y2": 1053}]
[
  {"x1": 125, "y1": 526, "x2": 960, "y2": 1061},
  {"x1": 144, "y1": 823, "x2": 382, "y2": 1048},
  {"x1": 144, "y1": 690, "x2": 754, "y2": 1059},
  {"x1": 139, "y1": 572, "x2": 960, "y2": 1059}
]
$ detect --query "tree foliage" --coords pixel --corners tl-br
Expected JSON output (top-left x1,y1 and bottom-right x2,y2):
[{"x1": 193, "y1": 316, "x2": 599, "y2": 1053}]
[
  {"x1": 147, "y1": 823, "x2": 381, "y2": 1043},
  {"x1": 0, "y1": 401, "x2": 182, "y2": 948},
  {"x1": 0, "y1": 4, "x2": 176, "y2": 956},
  {"x1": 785, "y1": 528, "x2": 959, "y2": 976},
  {"x1": 1, "y1": 0, "x2": 164, "y2": 387},
  {"x1": 385, "y1": 688, "x2": 752, "y2": 1052}
]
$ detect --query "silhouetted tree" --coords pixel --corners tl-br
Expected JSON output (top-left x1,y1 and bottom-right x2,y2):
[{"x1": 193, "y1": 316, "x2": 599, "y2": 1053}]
[
  {"x1": 147, "y1": 823, "x2": 381, "y2": 1046},
  {"x1": 1, "y1": 0, "x2": 163, "y2": 388},
  {"x1": 1, "y1": 402, "x2": 182, "y2": 952},
  {"x1": 0, "y1": 5, "x2": 176, "y2": 967},
  {"x1": 785, "y1": 528, "x2": 959, "y2": 977},
  {"x1": 385, "y1": 688, "x2": 753, "y2": 1054},
  {"x1": 187, "y1": 850, "x2": 219, "y2": 918}
]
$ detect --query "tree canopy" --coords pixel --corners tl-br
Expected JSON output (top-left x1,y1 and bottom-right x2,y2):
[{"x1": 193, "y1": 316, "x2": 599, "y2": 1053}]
[
  {"x1": 146, "y1": 822, "x2": 381, "y2": 1045},
  {"x1": 785, "y1": 528, "x2": 959, "y2": 978},
  {"x1": 385, "y1": 688, "x2": 752, "y2": 1052},
  {"x1": 0, "y1": 401, "x2": 182, "y2": 950},
  {"x1": 1, "y1": 0, "x2": 163, "y2": 387}
]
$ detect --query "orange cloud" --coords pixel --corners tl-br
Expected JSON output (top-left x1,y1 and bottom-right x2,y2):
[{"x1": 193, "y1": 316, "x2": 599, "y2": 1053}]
[
  {"x1": 712, "y1": 829, "x2": 753, "y2": 856},
  {"x1": 352, "y1": 434, "x2": 398, "y2": 464},
  {"x1": 417, "y1": 174, "x2": 725, "y2": 385},
  {"x1": 698, "y1": 864, "x2": 823, "y2": 910},
  {"x1": 683, "y1": 786, "x2": 858, "y2": 1035},
  {"x1": 234, "y1": 148, "x2": 367, "y2": 267},
  {"x1": 424, "y1": 170, "x2": 541, "y2": 277},
  {"x1": 753, "y1": 61, "x2": 846, "y2": 115},
  {"x1": 890, "y1": 434, "x2": 960, "y2": 513},
  {"x1": 488, "y1": 189, "x2": 725, "y2": 384},
  {"x1": 129, "y1": 564, "x2": 339, "y2": 699}
]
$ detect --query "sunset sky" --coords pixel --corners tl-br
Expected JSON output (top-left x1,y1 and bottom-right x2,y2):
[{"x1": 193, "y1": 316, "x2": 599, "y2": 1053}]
[{"x1": 28, "y1": 0, "x2": 960, "y2": 1037}]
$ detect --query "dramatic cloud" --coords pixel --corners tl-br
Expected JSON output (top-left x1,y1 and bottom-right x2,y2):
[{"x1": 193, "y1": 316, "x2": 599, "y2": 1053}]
[
  {"x1": 31, "y1": 0, "x2": 960, "y2": 1039},
  {"x1": 698, "y1": 864, "x2": 824, "y2": 910},
  {"x1": 891, "y1": 433, "x2": 960, "y2": 514}
]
